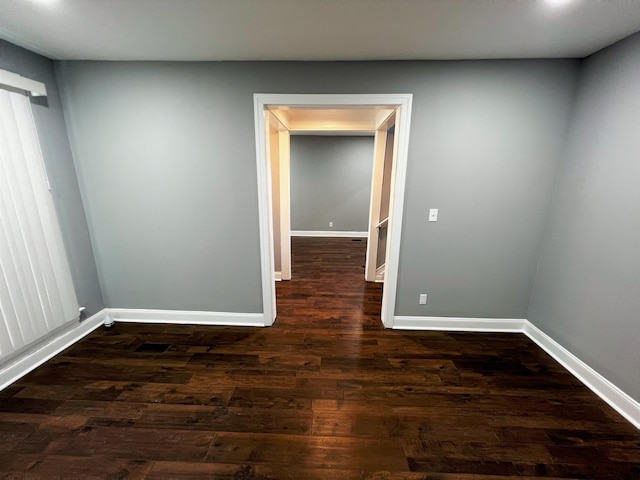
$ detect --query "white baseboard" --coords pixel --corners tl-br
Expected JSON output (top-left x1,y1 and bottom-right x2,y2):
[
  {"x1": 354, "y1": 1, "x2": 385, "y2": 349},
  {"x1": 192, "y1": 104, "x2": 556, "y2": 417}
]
[
  {"x1": 290, "y1": 230, "x2": 368, "y2": 238},
  {"x1": 2, "y1": 307, "x2": 637, "y2": 429},
  {"x1": 0, "y1": 307, "x2": 264, "y2": 392},
  {"x1": 391, "y1": 314, "x2": 639, "y2": 429},
  {"x1": 108, "y1": 308, "x2": 266, "y2": 327},
  {"x1": 0, "y1": 309, "x2": 107, "y2": 391},
  {"x1": 523, "y1": 322, "x2": 640, "y2": 429},
  {"x1": 274, "y1": 271, "x2": 282, "y2": 281},
  {"x1": 393, "y1": 315, "x2": 526, "y2": 332}
]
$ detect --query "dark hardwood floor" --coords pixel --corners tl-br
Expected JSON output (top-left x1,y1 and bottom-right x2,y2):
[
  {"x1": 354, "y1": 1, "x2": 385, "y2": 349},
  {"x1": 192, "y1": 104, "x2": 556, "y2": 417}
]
[{"x1": 0, "y1": 237, "x2": 637, "y2": 479}]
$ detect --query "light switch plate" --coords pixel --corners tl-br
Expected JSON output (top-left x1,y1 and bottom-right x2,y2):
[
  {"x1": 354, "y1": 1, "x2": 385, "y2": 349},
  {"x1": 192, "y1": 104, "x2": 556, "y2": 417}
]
[{"x1": 428, "y1": 209, "x2": 438, "y2": 222}]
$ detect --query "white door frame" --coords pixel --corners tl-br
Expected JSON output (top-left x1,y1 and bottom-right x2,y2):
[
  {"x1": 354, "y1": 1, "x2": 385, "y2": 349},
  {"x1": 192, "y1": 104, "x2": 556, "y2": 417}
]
[
  {"x1": 277, "y1": 129, "x2": 291, "y2": 281},
  {"x1": 253, "y1": 94, "x2": 413, "y2": 328},
  {"x1": 365, "y1": 111, "x2": 397, "y2": 282},
  {"x1": 265, "y1": 112, "x2": 292, "y2": 282}
]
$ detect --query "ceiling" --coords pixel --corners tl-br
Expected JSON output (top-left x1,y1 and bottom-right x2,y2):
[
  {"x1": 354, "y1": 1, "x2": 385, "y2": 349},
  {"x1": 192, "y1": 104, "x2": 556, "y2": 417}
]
[
  {"x1": 268, "y1": 106, "x2": 394, "y2": 134},
  {"x1": 1, "y1": 0, "x2": 640, "y2": 61}
]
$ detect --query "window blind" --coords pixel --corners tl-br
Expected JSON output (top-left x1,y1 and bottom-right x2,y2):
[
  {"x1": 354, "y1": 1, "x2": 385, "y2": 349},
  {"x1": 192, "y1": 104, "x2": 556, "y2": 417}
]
[{"x1": 0, "y1": 89, "x2": 78, "y2": 360}]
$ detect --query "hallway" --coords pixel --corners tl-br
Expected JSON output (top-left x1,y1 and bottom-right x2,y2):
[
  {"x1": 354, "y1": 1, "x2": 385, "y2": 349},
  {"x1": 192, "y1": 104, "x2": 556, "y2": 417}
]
[{"x1": 276, "y1": 237, "x2": 383, "y2": 331}]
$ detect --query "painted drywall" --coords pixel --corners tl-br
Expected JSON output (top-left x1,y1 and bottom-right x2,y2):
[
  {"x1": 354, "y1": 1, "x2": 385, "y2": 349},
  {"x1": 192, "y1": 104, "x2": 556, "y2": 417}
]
[
  {"x1": 290, "y1": 136, "x2": 374, "y2": 232},
  {"x1": 55, "y1": 59, "x2": 579, "y2": 315},
  {"x1": 0, "y1": 41, "x2": 103, "y2": 315},
  {"x1": 528, "y1": 33, "x2": 640, "y2": 401}
]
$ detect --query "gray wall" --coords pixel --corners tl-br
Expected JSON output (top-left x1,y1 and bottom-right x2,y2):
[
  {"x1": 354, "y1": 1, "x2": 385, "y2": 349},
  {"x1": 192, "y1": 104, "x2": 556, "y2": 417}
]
[
  {"x1": 290, "y1": 135, "x2": 374, "y2": 232},
  {"x1": 0, "y1": 41, "x2": 103, "y2": 315},
  {"x1": 528, "y1": 33, "x2": 640, "y2": 401},
  {"x1": 55, "y1": 59, "x2": 580, "y2": 316}
]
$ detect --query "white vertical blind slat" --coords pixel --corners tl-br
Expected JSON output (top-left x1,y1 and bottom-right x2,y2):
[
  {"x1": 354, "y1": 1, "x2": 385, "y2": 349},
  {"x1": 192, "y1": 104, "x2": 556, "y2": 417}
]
[
  {"x1": 0, "y1": 207, "x2": 33, "y2": 349},
  {"x1": 0, "y1": 89, "x2": 79, "y2": 360},
  {"x1": 0, "y1": 270, "x2": 17, "y2": 358},
  {"x1": 0, "y1": 261, "x2": 19, "y2": 355},
  {"x1": 12, "y1": 95, "x2": 78, "y2": 324},
  {"x1": 9, "y1": 93, "x2": 66, "y2": 331},
  {"x1": 0, "y1": 93, "x2": 42, "y2": 345},
  {"x1": 1, "y1": 94, "x2": 52, "y2": 335}
]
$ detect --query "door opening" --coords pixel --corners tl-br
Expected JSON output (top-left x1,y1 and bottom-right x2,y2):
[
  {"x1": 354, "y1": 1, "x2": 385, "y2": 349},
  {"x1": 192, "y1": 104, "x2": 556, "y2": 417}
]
[
  {"x1": 266, "y1": 112, "x2": 291, "y2": 282},
  {"x1": 254, "y1": 94, "x2": 413, "y2": 328},
  {"x1": 365, "y1": 113, "x2": 397, "y2": 283}
]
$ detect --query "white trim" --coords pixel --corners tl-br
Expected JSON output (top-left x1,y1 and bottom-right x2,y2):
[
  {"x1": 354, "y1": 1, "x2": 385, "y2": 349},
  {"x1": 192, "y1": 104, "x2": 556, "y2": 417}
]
[
  {"x1": 254, "y1": 94, "x2": 412, "y2": 331},
  {"x1": 1, "y1": 308, "x2": 637, "y2": 428},
  {"x1": 523, "y1": 322, "x2": 640, "y2": 430},
  {"x1": 290, "y1": 230, "x2": 368, "y2": 238},
  {"x1": 391, "y1": 315, "x2": 639, "y2": 429},
  {"x1": 279, "y1": 130, "x2": 292, "y2": 281},
  {"x1": 0, "y1": 69, "x2": 47, "y2": 97},
  {"x1": 108, "y1": 308, "x2": 266, "y2": 327},
  {"x1": 376, "y1": 217, "x2": 389, "y2": 230},
  {"x1": 375, "y1": 264, "x2": 385, "y2": 283},
  {"x1": 254, "y1": 100, "x2": 276, "y2": 326},
  {"x1": 379, "y1": 99, "x2": 411, "y2": 328},
  {"x1": 393, "y1": 315, "x2": 526, "y2": 332},
  {"x1": 274, "y1": 271, "x2": 282, "y2": 281},
  {"x1": 365, "y1": 129, "x2": 388, "y2": 282},
  {"x1": 0, "y1": 309, "x2": 107, "y2": 391}
]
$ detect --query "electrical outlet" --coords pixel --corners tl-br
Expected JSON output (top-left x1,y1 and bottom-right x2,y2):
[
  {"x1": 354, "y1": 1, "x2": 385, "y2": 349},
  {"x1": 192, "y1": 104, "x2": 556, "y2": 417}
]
[
  {"x1": 428, "y1": 209, "x2": 438, "y2": 222},
  {"x1": 329, "y1": 221, "x2": 333, "y2": 228},
  {"x1": 419, "y1": 293, "x2": 427, "y2": 305}
]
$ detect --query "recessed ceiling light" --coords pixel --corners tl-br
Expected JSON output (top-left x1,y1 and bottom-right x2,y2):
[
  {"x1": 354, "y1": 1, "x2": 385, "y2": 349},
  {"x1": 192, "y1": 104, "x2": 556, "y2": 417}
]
[{"x1": 545, "y1": 0, "x2": 574, "y2": 7}]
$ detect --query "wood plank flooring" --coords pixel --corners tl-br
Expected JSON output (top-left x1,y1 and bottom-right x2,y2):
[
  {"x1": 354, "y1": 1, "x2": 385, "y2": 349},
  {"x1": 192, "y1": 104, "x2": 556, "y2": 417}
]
[{"x1": 0, "y1": 237, "x2": 637, "y2": 479}]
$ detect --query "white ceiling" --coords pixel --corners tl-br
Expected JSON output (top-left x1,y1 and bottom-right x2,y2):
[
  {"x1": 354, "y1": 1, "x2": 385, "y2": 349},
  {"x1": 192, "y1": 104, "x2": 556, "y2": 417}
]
[
  {"x1": 268, "y1": 106, "x2": 394, "y2": 134},
  {"x1": 1, "y1": 0, "x2": 640, "y2": 61}
]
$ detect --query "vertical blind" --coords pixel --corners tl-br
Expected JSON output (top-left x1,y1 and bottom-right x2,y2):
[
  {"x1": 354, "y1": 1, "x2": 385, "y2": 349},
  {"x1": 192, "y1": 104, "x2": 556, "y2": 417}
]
[{"x1": 0, "y1": 89, "x2": 78, "y2": 360}]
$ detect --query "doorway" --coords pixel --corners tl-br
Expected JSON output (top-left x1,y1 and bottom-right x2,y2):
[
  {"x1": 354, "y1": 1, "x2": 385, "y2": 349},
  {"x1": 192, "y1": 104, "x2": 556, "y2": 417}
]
[
  {"x1": 365, "y1": 115, "x2": 397, "y2": 284},
  {"x1": 254, "y1": 94, "x2": 413, "y2": 328}
]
